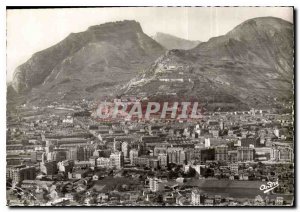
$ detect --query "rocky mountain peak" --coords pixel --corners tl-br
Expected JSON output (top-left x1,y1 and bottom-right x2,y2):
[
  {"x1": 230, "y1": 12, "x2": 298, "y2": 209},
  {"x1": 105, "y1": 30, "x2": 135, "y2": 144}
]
[{"x1": 11, "y1": 20, "x2": 165, "y2": 99}]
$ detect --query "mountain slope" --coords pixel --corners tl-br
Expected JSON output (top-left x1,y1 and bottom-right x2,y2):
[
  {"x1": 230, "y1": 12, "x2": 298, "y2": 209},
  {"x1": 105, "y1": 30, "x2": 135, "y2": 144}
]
[
  {"x1": 152, "y1": 32, "x2": 201, "y2": 50},
  {"x1": 11, "y1": 20, "x2": 166, "y2": 103},
  {"x1": 120, "y1": 17, "x2": 294, "y2": 111}
]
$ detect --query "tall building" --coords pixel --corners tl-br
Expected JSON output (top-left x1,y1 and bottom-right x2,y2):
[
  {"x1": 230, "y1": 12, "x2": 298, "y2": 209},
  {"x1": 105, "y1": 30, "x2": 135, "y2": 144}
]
[
  {"x1": 149, "y1": 158, "x2": 159, "y2": 169},
  {"x1": 67, "y1": 147, "x2": 76, "y2": 160},
  {"x1": 215, "y1": 145, "x2": 228, "y2": 162},
  {"x1": 67, "y1": 146, "x2": 94, "y2": 161},
  {"x1": 81, "y1": 146, "x2": 94, "y2": 161},
  {"x1": 121, "y1": 142, "x2": 130, "y2": 158},
  {"x1": 167, "y1": 148, "x2": 186, "y2": 165},
  {"x1": 113, "y1": 139, "x2": 122, "y2": 152},
  {"x1": 184, "y1": 148, "x2": 195, "y2": 163},
  {"x1": 48, "y1": 151, "x2": 67, "y2": 162},
  {"x1": 193, "y1": 148, "x2": 202, "y2": 160},
  {"x1": 110, "y1": 151, "x2": 124, "y2": 169},
  {"x1": 205, "y1": 138, "x2": 211, "y2": 147},
  {"x1": 237, "y1": 147, "x2": 254, "y2": 162},
  {"x1": 200, "y1": 148, "x2": 215, "y2": 162},
  {"x1": 42, "y1": 152, "x2": 47, "y2": 163},
  {"x1": 8, "y1": 165, "x2": 36, "y2": 183},
  {"x1": 220, "y1": 121, "x2": 224, "y2": 130},
  {"x1": 31, "y1": 151, "x2": 43, "y2": 163},
  {"x1": 129, "y1": 149, "x2": 139, "y2": 165},
  {"x1": 40, "y1": 161, "x2": 58, "y2": 175},
  {"x1": 191, "y1": 189, "x2": 202, "y2": 206},
  {"x1": 158, "y1": 153, "x2": 168, "y2": 168}
]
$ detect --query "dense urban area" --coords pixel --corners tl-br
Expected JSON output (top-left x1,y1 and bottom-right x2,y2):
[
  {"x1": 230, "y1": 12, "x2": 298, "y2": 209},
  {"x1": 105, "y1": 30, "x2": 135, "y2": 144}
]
[{"x1": 6, "y1": 98, "x2": 294, "y2": 206}]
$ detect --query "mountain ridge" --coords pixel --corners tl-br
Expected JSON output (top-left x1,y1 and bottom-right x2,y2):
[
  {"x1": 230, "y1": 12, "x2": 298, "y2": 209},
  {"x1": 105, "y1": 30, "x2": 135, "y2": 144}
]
[
  {"x1": 120, "y1": 17, "x2": 294, "y2": 111},
  {"x1": 152, "y1": 32, "x2": 201, "y2": 50}
]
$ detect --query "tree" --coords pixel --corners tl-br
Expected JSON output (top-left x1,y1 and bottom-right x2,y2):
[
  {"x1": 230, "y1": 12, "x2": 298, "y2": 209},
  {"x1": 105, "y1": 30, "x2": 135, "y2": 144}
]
[{"x1": 185, "y1": 167, "x2": 196, "y2": 178}]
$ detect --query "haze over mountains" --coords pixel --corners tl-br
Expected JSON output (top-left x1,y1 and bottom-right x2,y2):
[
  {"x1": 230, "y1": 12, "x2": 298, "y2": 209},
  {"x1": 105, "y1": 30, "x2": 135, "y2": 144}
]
[
  {"x1": 10, "y1": 17, "x2": 294, "y2": 111},
  {"x1": 152, "y1": 32, "x2": 201, "y2": 50}
]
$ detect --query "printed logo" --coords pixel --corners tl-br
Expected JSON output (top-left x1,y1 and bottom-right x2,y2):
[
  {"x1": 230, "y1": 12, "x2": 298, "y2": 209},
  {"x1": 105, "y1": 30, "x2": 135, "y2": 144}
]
[{"x1": 259, "y1": 179, "x2": 279, "y2": 193}]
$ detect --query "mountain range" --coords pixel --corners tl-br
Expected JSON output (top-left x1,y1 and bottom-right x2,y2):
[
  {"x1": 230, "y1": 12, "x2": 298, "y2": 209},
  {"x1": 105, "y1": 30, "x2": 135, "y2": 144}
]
[
  {"x1": 10, "y1": 17, "x2": 294, "y2": 111},
  {"x1": 121, "y1": 17, "x2": 294, "y2": 111}
]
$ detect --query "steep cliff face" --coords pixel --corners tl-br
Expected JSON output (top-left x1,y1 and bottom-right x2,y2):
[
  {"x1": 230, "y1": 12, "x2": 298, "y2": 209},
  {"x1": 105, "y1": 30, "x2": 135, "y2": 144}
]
[
  {"x1": 11, "y1": 20, "x2": 166, "y2": 102},
  {"x1": 121, "y1": 17, "x2": 294, "y2": 111},
  {"x1": 152, "y1": 32, "x2": 201, "y2": 50}
]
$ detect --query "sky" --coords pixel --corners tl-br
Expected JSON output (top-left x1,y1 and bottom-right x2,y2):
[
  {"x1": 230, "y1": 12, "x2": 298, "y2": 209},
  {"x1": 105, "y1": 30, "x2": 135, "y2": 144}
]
[{"x1": 6, "y1": 7, "x2": 293, "y2": 82}]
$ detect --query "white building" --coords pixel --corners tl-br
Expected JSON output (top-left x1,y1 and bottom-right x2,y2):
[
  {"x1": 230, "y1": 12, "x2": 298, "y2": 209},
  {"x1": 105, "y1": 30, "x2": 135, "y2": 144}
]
[
  {"x1": 121, "y1": 142, "x2": 129, "y2": 158},
  {"x1": 149, "y1": 177, "x2": 164, "y2": 192},
  {"x1": 97, "y1": 157, "x2": 110, "y2": 167},
  {"x1": 205, "y1": 138, "x2": 211, "y2": 148},
  {"x1": 109, "y1": 151, "x2": 124, "y2": 169},
  {"x1": 129, "y1": 149, "x2": 139, "y2": 165},
  {"x1": 191, "y1": 189, "x2": 202, "y2": 205},
  {"x1": 62, "y1": 116, "x2": 73, "y2": 124}
]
